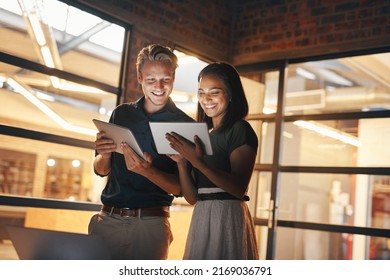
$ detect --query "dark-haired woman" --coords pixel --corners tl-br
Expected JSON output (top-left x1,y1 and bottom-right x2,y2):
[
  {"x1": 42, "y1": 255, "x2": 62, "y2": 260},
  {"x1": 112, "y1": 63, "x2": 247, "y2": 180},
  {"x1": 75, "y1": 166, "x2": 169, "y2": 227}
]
[{"x1": 166, "y1": 62, "x2": 259, "y2": 260}]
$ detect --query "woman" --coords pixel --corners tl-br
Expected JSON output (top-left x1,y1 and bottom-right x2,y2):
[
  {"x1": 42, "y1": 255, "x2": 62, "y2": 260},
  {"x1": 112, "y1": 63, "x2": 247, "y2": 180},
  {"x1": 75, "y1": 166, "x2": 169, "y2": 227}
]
[{"x1": 166, "y1": 62, "x2": 259, "y2": 259}]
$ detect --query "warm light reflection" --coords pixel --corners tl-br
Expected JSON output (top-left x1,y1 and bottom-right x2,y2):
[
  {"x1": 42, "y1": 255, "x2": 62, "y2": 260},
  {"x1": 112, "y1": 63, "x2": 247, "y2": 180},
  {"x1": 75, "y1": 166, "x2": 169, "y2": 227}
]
[
  {"x1": 7, "y1": 77, "x2": 97, "y2": 136},
  {"x1": 294, "y1": 120, "x2": 362, "y2": 147}
]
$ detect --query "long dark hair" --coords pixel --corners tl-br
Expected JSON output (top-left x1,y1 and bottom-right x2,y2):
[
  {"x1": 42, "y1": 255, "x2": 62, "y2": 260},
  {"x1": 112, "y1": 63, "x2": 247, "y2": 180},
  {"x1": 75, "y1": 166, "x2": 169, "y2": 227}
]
[{"x1": 197, "y1": 62, "x2": 249, "y2": 131}]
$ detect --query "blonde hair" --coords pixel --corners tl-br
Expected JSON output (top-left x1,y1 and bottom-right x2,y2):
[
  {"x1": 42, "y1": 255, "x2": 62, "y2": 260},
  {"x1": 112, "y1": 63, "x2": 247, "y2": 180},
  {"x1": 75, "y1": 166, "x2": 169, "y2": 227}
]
[{"x1": 136, "y1": 44, "x2": 178, "y2": 74}]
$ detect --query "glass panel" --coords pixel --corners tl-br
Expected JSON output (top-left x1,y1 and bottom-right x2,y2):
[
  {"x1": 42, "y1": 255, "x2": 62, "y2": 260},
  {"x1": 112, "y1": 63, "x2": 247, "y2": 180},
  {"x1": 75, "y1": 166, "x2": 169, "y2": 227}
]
[
  {"x1": 248, "y1": 120, "x2": 262, "y2": 164},
  {"x1": 249, "y1": 171, "x2": 272, "y2": 219},
  {"x1": 254, "y1": 225, "x2": 268, "y2": 260},
  {"x1": 280, "y1": 118, "x2": 390, "y2": 167},
  {"x1": 0, "y1": 0, "x2": 125, "y2": 87},
  {"x1": 243, "y1": 73, "x2": 265, "y2": 164},
  {"x1": 274, "y1": 227, "x2": 388, "y2": 260},
  {"x1": 259, "y1": 122, "x2": 275, "y2": 163},
  {"x1": 248, "y1": 70, "x2": 280, "y2": 164},
  {"x1": 247, "y1": 172, "x2": 271, "y2": 260},
  {"x1": 371, "y1": 175, "x2": 390, "y2": 236},
  {"x1": 0, "y1": 135, "x2": 104, "y2": 203},
  {"x1": 284, "y1": 53, "x2": 390, "y2": 115},
  {"x1": 263, "y1": 70, "x2": 280, "y2": 114},
  {"x1": 278, "y1": 173, "x2": 390, "y2": 230},
  {"x1": 241, "y1": 74, "x2": 265, "y2": 115},
  {"x1": 0, "y1": 62, "x2": 116, "y2": 141}
]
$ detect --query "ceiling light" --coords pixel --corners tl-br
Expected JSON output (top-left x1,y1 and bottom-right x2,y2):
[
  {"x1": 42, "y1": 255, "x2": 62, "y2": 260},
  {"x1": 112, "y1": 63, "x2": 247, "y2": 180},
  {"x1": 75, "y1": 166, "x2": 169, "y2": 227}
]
[
  {"x1": 40, "y1": 46, "x2": 55, "y2": 68},
  {"x1": 50, "y1": 76, "x2": 60, "y2": 88},
  {"x1": 72, "y1": 159, "x2": 80, "y2": 168},
  {"x1": 29, "y1": 14, "x2": 46, "y2": 46},
  {"x1": 36, "y1": 91, "x2": 55, "y2": 102},
  {"x1": 47, "y1": 158, "x2": 56, "y2": 166},
  {"x1": 296, "y1": 67, "x2": 316, "y2": 80},
  {"x1": 7, "y1": 77, "x2": 97, "y2": 136},
  {"x1": 54, "y1": 80, "x2": 107, "y2": 94},
  {"x1": 294, "y1": 120, "x2": 362, "y2": 147},
  {"x1": 326, "y1": 86, "x2": 336, "y2": 91},
  {"x1": 318, "y1": 69, "x2": 353, "y2": 86},
  {"x1": 99, "y1": 107, "x2": 107, "y2": 115}
]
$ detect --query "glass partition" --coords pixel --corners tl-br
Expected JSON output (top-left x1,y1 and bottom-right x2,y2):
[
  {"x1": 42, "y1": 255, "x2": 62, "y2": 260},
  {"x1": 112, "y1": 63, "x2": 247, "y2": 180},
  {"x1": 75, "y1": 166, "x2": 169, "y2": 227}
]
[
  {"x1": 282, "y1": 54, "x2": 390, "y2": 115},
  {"x1": 280, "y1": 118, "x2": 390, "y2": 167},
  {"x1": 278, "y1": 173, "x2": 390, "y2": 231}
]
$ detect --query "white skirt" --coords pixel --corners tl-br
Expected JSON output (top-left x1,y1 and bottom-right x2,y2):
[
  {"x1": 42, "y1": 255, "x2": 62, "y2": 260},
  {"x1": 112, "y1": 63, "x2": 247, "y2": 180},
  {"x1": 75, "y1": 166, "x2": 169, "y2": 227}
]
[{"x1": 183, "y1": 188, "x2": 259, "y2": 260}]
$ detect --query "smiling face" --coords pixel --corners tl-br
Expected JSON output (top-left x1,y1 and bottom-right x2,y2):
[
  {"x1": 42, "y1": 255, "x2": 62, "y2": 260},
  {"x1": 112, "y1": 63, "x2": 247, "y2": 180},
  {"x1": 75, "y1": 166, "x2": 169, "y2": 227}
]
[
  {"x1": 137, "y1": 60, "x2": 175, "y2": 114},
  {"x1": 197, "y1": 75, "x2": 230, "y2": 129}
]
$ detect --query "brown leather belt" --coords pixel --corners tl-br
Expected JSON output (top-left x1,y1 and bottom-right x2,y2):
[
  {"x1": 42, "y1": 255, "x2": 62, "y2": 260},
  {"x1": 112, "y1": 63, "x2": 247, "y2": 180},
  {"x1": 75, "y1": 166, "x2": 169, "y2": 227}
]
[{"x1": 101, "y1": 205, "x2": 170, "y2": 218}]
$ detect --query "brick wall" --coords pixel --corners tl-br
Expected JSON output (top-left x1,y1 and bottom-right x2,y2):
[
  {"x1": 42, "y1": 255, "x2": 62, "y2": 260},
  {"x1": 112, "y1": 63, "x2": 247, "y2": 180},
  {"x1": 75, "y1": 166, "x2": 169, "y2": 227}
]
[
  {"x1": 231, "y1": 0, "x2": 390, "y2": 65},
  {"x1": 78, "y1": 0, "x2": 232, "y2": 59},
  {"x1": 77, "y1": 0, "x2": 390, "y2": 100}
]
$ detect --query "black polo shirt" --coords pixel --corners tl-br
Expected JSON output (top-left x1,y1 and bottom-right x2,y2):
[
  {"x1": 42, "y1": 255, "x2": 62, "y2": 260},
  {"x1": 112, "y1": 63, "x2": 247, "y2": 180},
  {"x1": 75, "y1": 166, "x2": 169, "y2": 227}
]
[{"x1": 97, "y1": 96, "x2": 194, "y2": 208}]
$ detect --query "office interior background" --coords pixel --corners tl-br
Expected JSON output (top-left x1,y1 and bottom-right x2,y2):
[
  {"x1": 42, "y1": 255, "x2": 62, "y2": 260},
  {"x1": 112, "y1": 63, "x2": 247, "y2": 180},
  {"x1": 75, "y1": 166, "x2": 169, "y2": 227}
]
[{"x1": 0, "y1": 0, "x2": 389, "y2": 260}]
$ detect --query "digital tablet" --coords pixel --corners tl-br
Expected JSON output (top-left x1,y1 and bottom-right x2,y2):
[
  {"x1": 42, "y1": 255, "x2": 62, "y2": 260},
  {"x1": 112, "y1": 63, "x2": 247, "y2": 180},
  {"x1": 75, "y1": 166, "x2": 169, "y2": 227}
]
[
  {"x1": 149, "y1": 122, "x2": 213, "y2": 155},
  {"x1": 92, "y1": 119, "x2": 145, "y2": 159}
]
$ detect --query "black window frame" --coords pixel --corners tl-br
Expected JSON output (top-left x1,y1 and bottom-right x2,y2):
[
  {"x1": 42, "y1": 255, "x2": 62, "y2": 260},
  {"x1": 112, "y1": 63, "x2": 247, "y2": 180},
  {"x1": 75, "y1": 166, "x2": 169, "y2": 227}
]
[{"x1": 0, "y1": 0, "x2": 131, "y2": 212}]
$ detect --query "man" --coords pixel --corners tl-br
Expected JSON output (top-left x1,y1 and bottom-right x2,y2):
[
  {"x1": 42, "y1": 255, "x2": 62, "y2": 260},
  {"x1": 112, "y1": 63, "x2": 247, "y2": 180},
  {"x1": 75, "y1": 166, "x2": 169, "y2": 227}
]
[{"x1": 89, "y1": 44, "x2": 193, "y2": 259}]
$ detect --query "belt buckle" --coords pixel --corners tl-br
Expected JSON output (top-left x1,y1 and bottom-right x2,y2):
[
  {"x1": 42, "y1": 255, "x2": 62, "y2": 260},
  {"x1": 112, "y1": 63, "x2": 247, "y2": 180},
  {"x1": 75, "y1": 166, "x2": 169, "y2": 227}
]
[{"x1": 120, "y1": 208, "x2": 136, "y2": 217}]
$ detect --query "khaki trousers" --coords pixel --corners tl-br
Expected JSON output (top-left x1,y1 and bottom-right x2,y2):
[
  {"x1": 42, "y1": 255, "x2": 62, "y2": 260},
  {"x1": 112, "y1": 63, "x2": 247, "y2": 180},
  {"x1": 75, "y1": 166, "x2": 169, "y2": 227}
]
[{"x1": 88, "y1": 211, "x2": 173, "y2": 260}]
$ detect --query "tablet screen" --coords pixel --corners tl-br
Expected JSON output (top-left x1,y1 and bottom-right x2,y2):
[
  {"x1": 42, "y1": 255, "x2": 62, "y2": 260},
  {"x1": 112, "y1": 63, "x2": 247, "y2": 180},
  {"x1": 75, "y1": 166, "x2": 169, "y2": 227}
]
[
  {"x1": 149, "y1": 122, "x2": 213, "y2": 155},
  {"x1": 92, "y1": 119, "x2": 145, "y2": 159}
]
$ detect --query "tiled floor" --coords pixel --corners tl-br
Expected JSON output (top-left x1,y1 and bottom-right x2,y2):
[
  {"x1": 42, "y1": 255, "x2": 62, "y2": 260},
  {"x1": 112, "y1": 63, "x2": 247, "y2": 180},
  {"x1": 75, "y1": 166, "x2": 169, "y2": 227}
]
[{"x1": 0, "y1": 240, "x2": 19, "y2": 260}]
